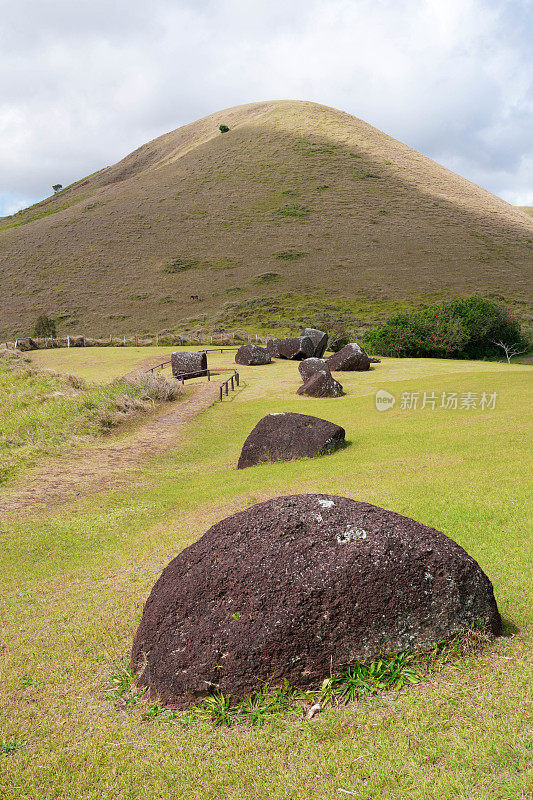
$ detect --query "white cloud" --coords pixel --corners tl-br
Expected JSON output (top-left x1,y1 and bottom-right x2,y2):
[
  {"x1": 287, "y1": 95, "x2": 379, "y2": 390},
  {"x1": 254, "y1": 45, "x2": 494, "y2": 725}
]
[{"x1": 0, "y1": 0, "x2": 531, "y2": 216}]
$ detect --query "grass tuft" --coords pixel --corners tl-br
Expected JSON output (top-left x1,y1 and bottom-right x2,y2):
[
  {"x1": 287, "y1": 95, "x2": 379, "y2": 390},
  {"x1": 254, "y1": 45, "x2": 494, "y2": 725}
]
[
  {"x1": 111, "y1": 633, "x2": 495, "y2": 731},
  {"x1": 274, "y1": 204, "x2": 312, "y2": 219}
]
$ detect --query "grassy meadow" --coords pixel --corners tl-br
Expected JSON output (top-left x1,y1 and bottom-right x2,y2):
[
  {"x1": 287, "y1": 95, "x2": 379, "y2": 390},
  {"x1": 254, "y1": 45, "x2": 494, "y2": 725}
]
[{"x1": 0, "y1": 348, "x2": 532, "y2": 799}]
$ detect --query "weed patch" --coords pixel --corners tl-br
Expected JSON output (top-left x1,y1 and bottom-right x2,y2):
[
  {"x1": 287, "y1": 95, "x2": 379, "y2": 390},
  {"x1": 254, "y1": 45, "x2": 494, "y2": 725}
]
[
  {"x1": 252, "y1": 272, "x2": 281, "y2": 285},
  {"x1": 109, "y1": 631, "x2": 493, "y2": 730},
  {"x1": 272, "y1": 249, "x2": 308, "y2": 260},
  {"x1": 163, "y1": 257, "x2": 199, "y2": 273},
  {"x1": 274, "y1": 204, "x2": 312, "y2": 219}
]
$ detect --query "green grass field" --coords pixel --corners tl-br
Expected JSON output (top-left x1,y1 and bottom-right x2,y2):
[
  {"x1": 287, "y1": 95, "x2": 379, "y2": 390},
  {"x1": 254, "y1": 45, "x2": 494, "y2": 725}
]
[
  {"x1": 0, "y1": 349, "x2": 532, "y2": 799},
  {"x1": 27, "y1": 345, "x2": 238, "y2": 383}
]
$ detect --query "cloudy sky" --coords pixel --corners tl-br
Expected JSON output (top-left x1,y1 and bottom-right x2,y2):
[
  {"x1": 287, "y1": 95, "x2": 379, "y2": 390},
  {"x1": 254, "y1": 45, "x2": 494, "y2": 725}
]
[{"x1": 1, "y1": 0, "x2": 532, "y2": 217}]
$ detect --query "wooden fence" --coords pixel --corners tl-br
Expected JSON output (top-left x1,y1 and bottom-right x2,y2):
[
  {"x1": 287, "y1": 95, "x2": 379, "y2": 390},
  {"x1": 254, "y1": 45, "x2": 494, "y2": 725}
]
[
  {"x1": 7, "y1": 332, "x2": 270, "y2": 350},
  {"x1": 145, "y1": 361, "x2": 240, "y2": 401}
]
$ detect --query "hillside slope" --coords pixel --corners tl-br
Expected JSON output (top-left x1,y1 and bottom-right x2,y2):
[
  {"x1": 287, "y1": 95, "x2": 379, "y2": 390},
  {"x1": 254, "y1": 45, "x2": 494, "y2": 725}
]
[{"x1": 1, "y1": 100, "x2": 531, "y2": 337}]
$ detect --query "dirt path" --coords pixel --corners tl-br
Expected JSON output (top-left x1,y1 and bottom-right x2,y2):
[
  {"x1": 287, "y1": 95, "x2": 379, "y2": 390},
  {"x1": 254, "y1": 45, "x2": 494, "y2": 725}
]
[{"x1": 0, "y1": 380, "x2": 221, "y2": 517}]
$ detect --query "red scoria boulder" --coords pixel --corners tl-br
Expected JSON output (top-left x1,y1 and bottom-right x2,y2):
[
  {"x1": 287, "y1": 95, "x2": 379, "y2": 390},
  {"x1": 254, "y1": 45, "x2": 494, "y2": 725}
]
[
  {"x1": 235, "y1": 344, "x2": 272, "y2": 366},
  {"x1": 171, "y1": 351, "x2": 207, "y2": 379},
  {"x1": 131, "y1": 494, "x2": 501, "y2": 708},
  {"x1": 296, "y1": 369, "x2": 344, "y2": 397},
  {"x1": 327, "y1": 343, "x2": 370, "y2": 371},
  {"x1": 237, "y1": 412, "x2": 345, "y2": 468},
  {"x1": 301, "y1": 328, "x2": 329, "y2": 358},
  {"x1": 267, "y1": 336, "x2": 315, "y2": 360},
  {"x1": 298, "y1": 357, "x2": 328, "y2": 381}
]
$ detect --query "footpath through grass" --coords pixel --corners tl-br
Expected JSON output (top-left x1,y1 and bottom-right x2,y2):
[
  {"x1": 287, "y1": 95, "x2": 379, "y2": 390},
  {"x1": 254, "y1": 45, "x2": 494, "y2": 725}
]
[
  {"x1": 0, "y1": 354, "x2": 532, "y2": 799},
  {"x1": 0, "y1": 353, "x2": 165, "y2": 485}
]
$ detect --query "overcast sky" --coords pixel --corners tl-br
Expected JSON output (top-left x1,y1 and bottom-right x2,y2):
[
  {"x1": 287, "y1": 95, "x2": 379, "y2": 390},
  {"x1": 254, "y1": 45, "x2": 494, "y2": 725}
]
[{"x1": 1, "y1": 0, "x2": 532, "y2": 217}]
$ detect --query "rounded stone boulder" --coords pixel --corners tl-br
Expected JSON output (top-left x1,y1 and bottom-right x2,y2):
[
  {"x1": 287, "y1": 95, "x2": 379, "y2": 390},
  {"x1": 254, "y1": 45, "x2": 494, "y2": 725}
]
[
  {"x1": 171, "y1": 351, "x2": 207, "y2": 379},
  {"x1": 235, "y1": 344, "x2": 272, "y2": 366},
  {"x1": 298, "y1": 357, "x2": 327, "y2": 382},
  {"x1": 267, "y1": 336, "x2": 315, "y2": 360},
  {"x1": 131, "y1": 494, "x2": 501, "y2": 707},
  {"x1": 297, "y1": 369, "x2": 344, "y2": 397},
  {"x1": 237, "y1": 412, "x2": 345, "y2": 468},
  {"x1": 327, "y1": 343, "x2": 370, "y2": 371},
  {"x1": 301, "y1": 328, "x2": 329, "y2": 358}
]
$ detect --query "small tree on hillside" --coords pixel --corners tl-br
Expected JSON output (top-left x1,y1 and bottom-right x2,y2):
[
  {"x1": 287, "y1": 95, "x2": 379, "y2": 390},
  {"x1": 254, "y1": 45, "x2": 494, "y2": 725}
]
[
  {"x1": 33, "y1": 314, "x2": 56, "y2": 338},
  {"x1": 219, "y1": 124, "x2": 230, "y2": 133},
  {"x1": 52, "y1": 184, "x2": 62, "y2": 193}
]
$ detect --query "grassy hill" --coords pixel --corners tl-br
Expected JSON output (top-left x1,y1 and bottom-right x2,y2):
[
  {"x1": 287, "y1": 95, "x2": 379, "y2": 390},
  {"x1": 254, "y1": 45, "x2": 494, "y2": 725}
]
[{"x1": 1, "y1": 100, "x2": 531, "y2": 338}]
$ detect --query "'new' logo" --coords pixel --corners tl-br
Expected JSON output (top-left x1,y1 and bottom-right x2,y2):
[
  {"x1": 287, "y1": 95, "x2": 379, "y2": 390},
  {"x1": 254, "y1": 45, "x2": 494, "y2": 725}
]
[{"x1": 375, "y1": 390, "x2": 396, "y2": 411}]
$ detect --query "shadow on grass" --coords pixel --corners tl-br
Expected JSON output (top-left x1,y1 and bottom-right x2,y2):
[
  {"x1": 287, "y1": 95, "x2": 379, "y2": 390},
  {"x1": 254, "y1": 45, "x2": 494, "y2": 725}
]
[{"x1": 500, "y1": 617, "x2": 520, "y2": 637}]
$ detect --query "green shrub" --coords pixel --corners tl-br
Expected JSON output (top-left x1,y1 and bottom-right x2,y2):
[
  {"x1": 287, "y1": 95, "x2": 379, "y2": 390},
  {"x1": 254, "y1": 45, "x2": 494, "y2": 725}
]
[
  {"x1": 163, "y1": 258, "x2": 199, "y2": 273},
  {"x1": 219, "y1": 124, "x2": 230, "y2": 133},
  {"x1": 365, "y1": 296, "x2": 528, "y2": 359},
  {"x1": 275, "y1": 204, "x2": 311, "y2": 219},
  {"x1": 273, "y1": 249, "x2": 307, "y2": 260},
  {"x1": 252, "y1": 272, "x2": 281, "y2": 284},
  {"x1": 33, "y1": 314, "x2": 56, "y2": 338}
]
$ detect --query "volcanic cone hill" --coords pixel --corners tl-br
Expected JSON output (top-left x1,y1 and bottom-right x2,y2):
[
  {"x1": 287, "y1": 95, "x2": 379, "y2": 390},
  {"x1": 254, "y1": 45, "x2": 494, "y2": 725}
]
[{"x1": 1, "y1": 100, "x2": 531, "y2": 337}]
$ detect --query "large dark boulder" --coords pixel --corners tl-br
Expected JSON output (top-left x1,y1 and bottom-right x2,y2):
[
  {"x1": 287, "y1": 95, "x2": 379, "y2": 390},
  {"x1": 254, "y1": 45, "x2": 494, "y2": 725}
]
[
  {"x1": 235, "y1": 344, "x2": 272, "y2": 366},
  {"x1": 237, "y1": 412, "x2": 345, "y2": 469},
  {"x1": 265, "y1": 338, "x2": 282, "y2": 358},
  {"x1": 171, "y1": 351, "x2": 207, "y2": 379},
  {"x1": 131, "y1": 494, "x2": 502, "y2": 708},
  {"x1": 297, "y1": 370, "x2": 344, "y2": 398},
  {"x1": 327, "y1": 342, "x2": 370, "y2": 371},
  {"x1": 301, "y1": 328, "x2": 329, "y2": 358},
  {"x1": 267, "y1": 336, "x2": 314, "y2": 360},
  {"x1": 298, "y1": 357, "x2": 327, "y2": 382}
]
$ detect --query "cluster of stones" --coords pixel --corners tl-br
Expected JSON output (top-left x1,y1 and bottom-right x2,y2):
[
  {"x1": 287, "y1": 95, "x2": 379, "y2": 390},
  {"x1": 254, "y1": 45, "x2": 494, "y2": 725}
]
[
  {"x1": 236, "y1": 329, "x2": 373, "y2": 399},
  {"x1": 129, "y1": 330, "x2": 502, "y2": 709},
  {"x1": 295, "y1": 333, "x2": 373, "y2": 397}
]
